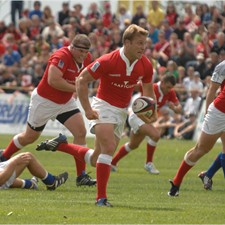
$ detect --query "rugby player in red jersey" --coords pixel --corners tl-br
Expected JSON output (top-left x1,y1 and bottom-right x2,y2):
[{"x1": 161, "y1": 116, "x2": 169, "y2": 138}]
[
  {"x1": 111, "y1": 74, "x2": 182, "y2": 174},
  {"x1": 0, "y1": 34, "x2": 96, "y2": 187},
  {"x1": 36, "y1": 24, "x2": 157, "y2": 206}
]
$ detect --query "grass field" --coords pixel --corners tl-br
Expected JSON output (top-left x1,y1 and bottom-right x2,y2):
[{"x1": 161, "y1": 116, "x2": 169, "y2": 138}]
[{"x1": 0, "y1": 134, "x2": 224, "y2": 224}]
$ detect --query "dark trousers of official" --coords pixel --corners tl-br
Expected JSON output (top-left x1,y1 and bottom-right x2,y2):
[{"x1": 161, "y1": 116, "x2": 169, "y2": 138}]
[{"x1": 11, "y1": 1, "x2": 24, "y2": 25}]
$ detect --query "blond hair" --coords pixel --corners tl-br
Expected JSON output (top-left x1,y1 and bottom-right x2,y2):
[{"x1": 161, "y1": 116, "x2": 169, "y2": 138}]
[{"x1": 122, "y1": 24, "x2": 148, "y2": 43}]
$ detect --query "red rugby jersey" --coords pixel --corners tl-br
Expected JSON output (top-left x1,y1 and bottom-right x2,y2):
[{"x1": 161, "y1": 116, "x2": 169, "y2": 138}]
[
  {"x1": 37, "y1": 47, "x2": 92, "y2": 104},
  {"x1": 86, "y1": 48, "x2": 153, "y2": 108}
]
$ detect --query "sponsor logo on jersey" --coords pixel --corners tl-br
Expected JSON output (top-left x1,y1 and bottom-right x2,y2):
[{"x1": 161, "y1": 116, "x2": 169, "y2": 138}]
[
  {"x1": 91, "y1": 61, "x2": 100, "y2": 72},
  {"x1": 67, "y1": 69, "x2": 76, "y2": 73},
  {"x1": 111, "y1": 81, "x2": 135, "y2": 88},
  {"x1": 58, "y1": 59, "x2": 64, "y2": 69},
  {"x1": 109, "y1": 74, "x2": 121, "y2": 77}
]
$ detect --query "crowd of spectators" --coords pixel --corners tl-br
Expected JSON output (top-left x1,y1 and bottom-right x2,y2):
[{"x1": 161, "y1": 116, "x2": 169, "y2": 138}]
[{"x1": 1, "y1": 0, "x2": 225, "y2": 140}]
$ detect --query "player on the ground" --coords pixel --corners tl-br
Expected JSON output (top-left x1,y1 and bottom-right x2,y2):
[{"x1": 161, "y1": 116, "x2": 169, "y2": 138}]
[
  {"x1": 168, "y1": 60, "x2": 225, "y2": 196},
  {"x1": 36, "y1": 24, "x2": 157, "y2": 207},
  {"x1": 111, "y1": 74, "x2": 182, "y2": 174},
  {"x1": 0, "y1": 151, "x2": 68, "y2": 190},
  {"x1": 0, "y1": 34, "x2": 96, "y2": 187}
]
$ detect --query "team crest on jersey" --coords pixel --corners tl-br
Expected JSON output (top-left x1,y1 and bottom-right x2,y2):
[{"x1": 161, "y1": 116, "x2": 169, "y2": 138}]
[
  {"x1": 58, "y1": 60, "x2": 65, "y2": 69},
  {"x1": 91, "y1": 61, "x2": 100, "y2": 72}
]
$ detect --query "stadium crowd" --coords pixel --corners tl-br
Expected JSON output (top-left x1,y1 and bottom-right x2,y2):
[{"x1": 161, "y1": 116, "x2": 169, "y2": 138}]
[{"x1": 1, "y1": 0, "x2": 225, "y2": 140}]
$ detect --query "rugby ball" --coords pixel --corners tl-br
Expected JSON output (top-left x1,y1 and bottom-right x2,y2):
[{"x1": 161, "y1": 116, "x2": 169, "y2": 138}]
[{"x1": 132, "y1": 96, "x2": 156, "y2": 117}]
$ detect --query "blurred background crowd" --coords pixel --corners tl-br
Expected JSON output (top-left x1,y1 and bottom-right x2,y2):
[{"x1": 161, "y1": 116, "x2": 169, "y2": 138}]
[{"x1": 0, "y1": 0, "x2": 225, "y2": 140}]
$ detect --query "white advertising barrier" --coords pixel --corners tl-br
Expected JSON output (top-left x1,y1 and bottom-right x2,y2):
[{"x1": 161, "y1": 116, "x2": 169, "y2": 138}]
[{"x1": 0, "y1": 93, "x2": 94, "y2": 137}]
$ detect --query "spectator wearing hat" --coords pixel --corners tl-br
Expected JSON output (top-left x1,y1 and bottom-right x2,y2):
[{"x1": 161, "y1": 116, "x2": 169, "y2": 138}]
[{"x1": 58, "y1": 2, "x2": 70, "y2": 26}]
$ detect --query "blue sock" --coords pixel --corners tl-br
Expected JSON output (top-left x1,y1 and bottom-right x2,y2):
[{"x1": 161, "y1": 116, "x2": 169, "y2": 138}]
[
  {"x1": 42, "y1": 173, "x2": 55, "y2": 186},
  {"x1": 220, "y1": 153, "x2": 225, "y2": 178},
  {"x1": 24, "y1": 179, "x2": 33, "y2": 189},
  {"x1": 206, "y1": 152, "x2": 222, "y2": 178}
]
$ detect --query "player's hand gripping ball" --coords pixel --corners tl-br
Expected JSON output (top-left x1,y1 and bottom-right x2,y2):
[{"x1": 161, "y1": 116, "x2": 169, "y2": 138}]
[{"x1": 132, "y1": 96, "x2": 156, "y2": 118}]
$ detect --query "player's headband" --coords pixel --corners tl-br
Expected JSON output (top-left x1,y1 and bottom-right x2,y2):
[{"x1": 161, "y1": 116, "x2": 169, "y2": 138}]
[{"x1": 73, "y1": 44, "x2": 90, "y2": 50}]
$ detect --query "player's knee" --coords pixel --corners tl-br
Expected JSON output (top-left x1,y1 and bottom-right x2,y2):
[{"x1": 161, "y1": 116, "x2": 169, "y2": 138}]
[
  {"x1": 195, "y1": 143, "x2": 210, "y2": 157},
  {"x1": 129, "y1": 143, "x2": 139, "y2": 149},
  {"x1": 73, "y1": 128, "x2": 86, "y2": 139},
  {"x1": 23, "y1": 152, "x2": 34, "y2": 161}
]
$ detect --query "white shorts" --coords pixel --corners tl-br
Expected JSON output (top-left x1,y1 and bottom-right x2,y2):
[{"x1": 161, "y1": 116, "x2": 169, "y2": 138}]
[
  {"x1": 28, "y1": 89, "x2": 78, "y2": 128},
  {"x1": 202, "y1": 103, "x2": 225, "y2": 134},
  {"x1": 0, "y1": 161, "x2": 16, "y2": 189},
  {"x1": 128, "y1": 112, "x2": 145, "y2": 134},
  {"x1": 90, "y1": 97, "x2": 128, "y2": 138}
]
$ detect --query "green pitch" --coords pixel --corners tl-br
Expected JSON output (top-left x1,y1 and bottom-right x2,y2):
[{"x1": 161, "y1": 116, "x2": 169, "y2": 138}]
[{"x1": 0, "y1": 134, "x2": 224, "y2": 224}]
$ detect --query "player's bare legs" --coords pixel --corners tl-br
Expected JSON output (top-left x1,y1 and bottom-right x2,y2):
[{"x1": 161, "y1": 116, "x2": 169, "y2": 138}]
[
  {"x1": 63, "y1": 112, "x2": 96, "y2": 185},
  {"x1": 112, "y1": 123, "x2": 160, "y2": 174},
  {"x1": 3, "y1": 152, "x2": 68, "y2": 190},
  {"x1": 94, "y1": 123, "x2": 120, "y2": 206},
  {"x1": 199, "y1": 133, "x2": 225, "y2": 190},
  {"x1": 188, "y1": 132, "x2": 222, "y2": 162},
  {"x1": 169, "y1": 131, "x2": 222, "y2": 196},
  {"x1": 64, "y1": 112, "x2": 87, "y2": 145},
  {"x1": 1, "y1": 125, "x2": 41, "y2": 160}
]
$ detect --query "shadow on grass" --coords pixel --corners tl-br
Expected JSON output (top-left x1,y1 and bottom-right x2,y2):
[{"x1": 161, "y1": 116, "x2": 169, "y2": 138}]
[{"x1": 114, "y1": 204, "x2": 183, "y2": 211}]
